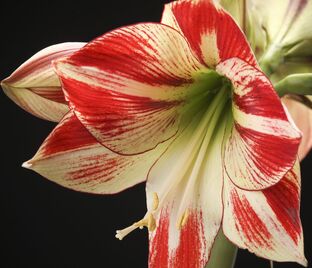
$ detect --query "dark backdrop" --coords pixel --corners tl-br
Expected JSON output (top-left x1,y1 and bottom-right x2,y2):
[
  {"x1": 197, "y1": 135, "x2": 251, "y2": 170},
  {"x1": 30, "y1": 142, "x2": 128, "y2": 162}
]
[{"x1": 1, "y1": 0, "x2": 311, "y2": 267}]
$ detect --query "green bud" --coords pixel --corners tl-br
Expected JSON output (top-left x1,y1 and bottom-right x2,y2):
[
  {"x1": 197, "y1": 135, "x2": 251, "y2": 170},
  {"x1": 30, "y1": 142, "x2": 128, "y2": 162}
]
[
  {"x1": 274, "y1": 73, "x2": 312, "y2": 97},
  {"x1": 284, "y1": 39, "x2": 312, "y2": 60}
]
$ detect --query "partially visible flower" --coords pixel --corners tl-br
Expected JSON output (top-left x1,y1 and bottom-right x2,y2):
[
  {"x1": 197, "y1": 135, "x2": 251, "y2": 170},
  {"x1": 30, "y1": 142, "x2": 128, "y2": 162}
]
[
  {"x1": 1, "y1": 43, "x2": 85, "y2": 122},
  {"x1": 220, "y1": 0, "x2": 312, "y2": 68},
  {"x1": 283, "y1": 96, "x2": 312, "y2": 160}
]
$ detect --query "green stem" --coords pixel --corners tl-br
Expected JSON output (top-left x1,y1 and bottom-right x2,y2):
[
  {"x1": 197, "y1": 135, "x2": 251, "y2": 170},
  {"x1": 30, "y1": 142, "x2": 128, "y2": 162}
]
[
  {"x1": 259, "y1": 44, "x2": 284, "y2": 77},
  {"x1": 205, "y1": 230, "x2": 238, "y2": 268},
  {"x1": 241, "y1": 0, "x2": 247, "y2": 34}
]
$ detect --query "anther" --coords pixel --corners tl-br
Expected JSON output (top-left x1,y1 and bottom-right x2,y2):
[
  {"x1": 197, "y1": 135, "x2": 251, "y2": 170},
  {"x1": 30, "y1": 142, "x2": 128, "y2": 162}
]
[
  {"x1": 152, "y1": 192, "x2": 159, "y2": 211},
  {"x1": 176, "y1": 209, "x2": 189, "y2": 230}
]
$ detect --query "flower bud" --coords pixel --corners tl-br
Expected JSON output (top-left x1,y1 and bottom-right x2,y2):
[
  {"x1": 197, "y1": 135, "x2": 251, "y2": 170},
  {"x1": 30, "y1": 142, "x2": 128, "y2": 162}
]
[{"x1": 1, "y1": 42, "x2": 85, "y2": 122}]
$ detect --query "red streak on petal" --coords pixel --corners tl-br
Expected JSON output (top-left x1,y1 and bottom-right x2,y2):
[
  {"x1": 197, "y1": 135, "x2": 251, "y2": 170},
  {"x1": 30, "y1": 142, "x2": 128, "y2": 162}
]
[
  {"x1": 263, "y1": 170, "x2": 301, "y2": 244},
  {"x1": 6, "y1": 50, "x2": 75, "y2": 84},
  {"x1": 31, "y1": 87, "x2": 67, "y2": 104},
  {"x1": 235, "y1": 123, "x2": 299, "y2": 180},
  {"x1": 149, "y1": 209, "x2": 170, "y2": 268},
  {"x1": 68, "y1": 26, "x2": 192, "y2": 87},
  {"x1": 149, "y1": 209, "x2": 206, "y2": 268},
  {"x1": 169, "y1": 0, "x2": 256, "y2": 66},
  {"x1": 171, "y1": 210, "x2": 206, "y2": 268},
  {"x1": 68, "y1": 157, "x2": 118, "y2": 182},
  {"x1": 233, "y1": 85, "x2": 287, "y2": 121},
  {"x1": 60, "y1": 77, "x2": 181, "y2": 153},
  {"x1": 40, "y1": 113, "x2": 96, "y2": 157},
  {"x1": 231, "y1": 190, "x2": 272, "y2": 248}
]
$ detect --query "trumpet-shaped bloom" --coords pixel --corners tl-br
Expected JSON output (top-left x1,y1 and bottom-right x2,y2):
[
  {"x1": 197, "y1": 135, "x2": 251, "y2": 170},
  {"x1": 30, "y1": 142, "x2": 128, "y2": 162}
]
[{"x1": 3, "y1": 0, "x2": 307, "y2": 267}]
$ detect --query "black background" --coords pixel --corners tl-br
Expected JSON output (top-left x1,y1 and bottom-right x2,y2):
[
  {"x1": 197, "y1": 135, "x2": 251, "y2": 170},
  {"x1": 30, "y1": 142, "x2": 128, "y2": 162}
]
[{"x1": 1, "y1": 0, "x2": 311, "y2": 267}]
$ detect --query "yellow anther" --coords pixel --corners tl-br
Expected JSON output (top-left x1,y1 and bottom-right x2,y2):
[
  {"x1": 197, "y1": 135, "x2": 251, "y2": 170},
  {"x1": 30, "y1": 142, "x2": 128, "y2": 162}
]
[
  {"x1": 181, "y1": 209, "x2": 189, "y2": 227},
  {"x1": 152, "y1": 192, "x2": 159, "y2": 211},
  {"x1": 176, "y1": 209, "x2": 189, "y2": 230},
  {"x1": 147, "y1": 213, "x2": 156, "y2": 231}
]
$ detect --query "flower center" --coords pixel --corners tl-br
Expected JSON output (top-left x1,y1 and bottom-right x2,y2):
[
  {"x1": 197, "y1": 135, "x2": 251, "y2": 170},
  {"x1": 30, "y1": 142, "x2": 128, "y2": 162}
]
[{"x1": 115, "y1": 70, "x2": 233, "y2": 240}]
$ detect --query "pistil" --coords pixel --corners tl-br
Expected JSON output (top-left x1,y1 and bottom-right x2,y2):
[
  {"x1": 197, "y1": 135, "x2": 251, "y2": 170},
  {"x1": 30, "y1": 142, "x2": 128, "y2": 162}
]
[{"x1": 115, "y1": 193, "x2": 159, "y2": 240}]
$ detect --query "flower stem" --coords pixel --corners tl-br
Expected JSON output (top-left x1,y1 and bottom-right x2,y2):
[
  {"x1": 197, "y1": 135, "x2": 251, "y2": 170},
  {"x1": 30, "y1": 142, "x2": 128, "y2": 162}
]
[
  {"x1": 242, "y1": 0, "x2": 247, "y2": 34},
  {"x1": 205, "y1": 230, "x2": 237, "y2": 268},
  {"x1": 259, "y1": 44, "x2": 284, "y2": 76}
]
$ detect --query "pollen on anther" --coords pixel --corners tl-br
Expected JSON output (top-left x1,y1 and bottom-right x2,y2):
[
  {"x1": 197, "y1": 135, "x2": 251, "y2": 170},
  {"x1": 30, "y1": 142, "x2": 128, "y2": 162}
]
[
  {"x1": 147, "y1": 213, "x2": 156, "y2": 231},
  {"x1": 176, "y1": 209, "x2": 189, "y2": 230},
  {"x1": 152, "y1": 192, "x2": 159, "y2": 211}
]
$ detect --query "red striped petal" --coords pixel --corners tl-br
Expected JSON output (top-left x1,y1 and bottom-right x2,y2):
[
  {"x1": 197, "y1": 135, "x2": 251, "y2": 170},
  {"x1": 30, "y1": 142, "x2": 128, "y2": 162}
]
[
  {"x1": 161, "y1": 0, "x2": 257, "y2": 67},
  {"x1": 147, "y1": 108, "x2": 225, "y2": 268},
  {"x1": 2, "y1": 43, "x2": 85, "y2": 122},
  {"x1": 54, "y1": 23, "x2": 204, "y2": 155},
  {"x1": 222, "y1": 161, "x2": 307, "y2": 266},
  {"x1": 217, "y1": 57, "x2": 301, "y2": 190},
  {"x1": 23, "y1": 111, "x2": 170, "y2": 194},
  {"x1": 149, "y1": 208, "x2": 216, "y2": 268}
]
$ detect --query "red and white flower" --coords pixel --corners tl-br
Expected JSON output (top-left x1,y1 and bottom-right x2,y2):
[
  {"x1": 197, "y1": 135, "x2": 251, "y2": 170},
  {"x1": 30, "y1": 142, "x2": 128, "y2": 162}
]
[{"x1": 2, "y1": 0, "x2": 307, "y2": 267}]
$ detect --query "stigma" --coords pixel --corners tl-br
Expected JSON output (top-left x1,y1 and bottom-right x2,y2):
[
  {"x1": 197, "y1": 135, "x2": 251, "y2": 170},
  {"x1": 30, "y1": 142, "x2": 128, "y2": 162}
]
[{"x1": 115, "y1": 193, "x2": 159, "y2": 241}]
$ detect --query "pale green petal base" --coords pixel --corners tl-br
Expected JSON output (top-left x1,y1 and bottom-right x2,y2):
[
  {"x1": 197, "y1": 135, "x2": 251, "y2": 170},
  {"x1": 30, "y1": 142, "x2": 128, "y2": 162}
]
[{"x1": 205, "y1": 230, "x2": 237, "y2": 268}]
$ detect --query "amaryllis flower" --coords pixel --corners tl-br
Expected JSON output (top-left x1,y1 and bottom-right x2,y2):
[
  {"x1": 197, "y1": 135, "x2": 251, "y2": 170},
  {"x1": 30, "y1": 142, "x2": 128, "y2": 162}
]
[
  {"x1": 2, "y1": 0, "x2": 307, "y2": 267},
  {"x1": 1, "y1": 43, "x2": 85, "y2": 122}
]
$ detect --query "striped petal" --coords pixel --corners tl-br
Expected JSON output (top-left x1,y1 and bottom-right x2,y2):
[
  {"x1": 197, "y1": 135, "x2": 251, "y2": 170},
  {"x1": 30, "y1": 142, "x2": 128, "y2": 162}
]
[
  {"x1": 54, "y1": 23, "x2": 204, "y2": 155},
  {"x1": 222, "y1": 161, "x2": 307, "y2": 266},
  {"x1": 216, "y1": 57, "x2": 301, "y2": 190},
  {"x1": 161, "y1": 0, "x2": 257, "y2": 68},
  {"x1": 23, "y1": 111, "x2": 170, "y2": 194},
  {"x1": 1, "y1": 43, "x2": 85, "y2": 122},
  {"x1": 147, "y1": 90, "x2": 229, "y2": 267}
]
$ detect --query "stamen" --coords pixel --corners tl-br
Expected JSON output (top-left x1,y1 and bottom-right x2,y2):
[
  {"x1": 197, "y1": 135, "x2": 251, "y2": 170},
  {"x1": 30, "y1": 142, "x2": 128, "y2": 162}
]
[
  {"x1": 152, "y1": 192, "x2": 159, "y2": 211},
  {"x1": 181, "y1": 209, "x2": 189, "y2": 227},
  {"x1": 134, "y1": 213, "x2": 156, "y2": 231},
  {"x1": 115, "y1": 213, "x2": 156, "y2": 240},
  {"x1": 147, "y1": 213, "x2": 156, "y2": 231},
  {"x1": 176, "y1": 209, "x2": 189, "y2": 230}
]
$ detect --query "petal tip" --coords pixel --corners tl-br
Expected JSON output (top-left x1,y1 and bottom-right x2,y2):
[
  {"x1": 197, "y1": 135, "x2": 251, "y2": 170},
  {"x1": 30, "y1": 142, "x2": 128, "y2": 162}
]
[
  {"x1": 22, "y1": 161, "x2": 33, "y2": 169},
  {"x1": 1, "y1": 79, "x2": 11, "y2": 93},
  {"x1": 298, "y1": 256, "x2": 308, "y2": 267}
]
